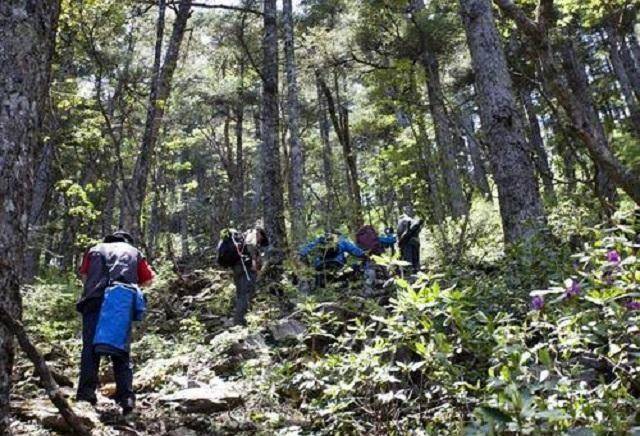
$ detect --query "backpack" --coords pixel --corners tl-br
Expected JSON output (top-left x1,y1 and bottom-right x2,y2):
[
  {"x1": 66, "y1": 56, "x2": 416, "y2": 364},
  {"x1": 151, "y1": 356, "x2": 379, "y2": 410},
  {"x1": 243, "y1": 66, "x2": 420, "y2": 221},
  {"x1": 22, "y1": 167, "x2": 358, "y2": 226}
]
[
  {"x1": 217, "y1": 229, "x2": 246, "y2": 267},
  {"x1": 317, "y1": 235, "x2": 340, "y2": 262},
  {"x1": 356, "y1": 225, "x2": 383, "y2": 255}
]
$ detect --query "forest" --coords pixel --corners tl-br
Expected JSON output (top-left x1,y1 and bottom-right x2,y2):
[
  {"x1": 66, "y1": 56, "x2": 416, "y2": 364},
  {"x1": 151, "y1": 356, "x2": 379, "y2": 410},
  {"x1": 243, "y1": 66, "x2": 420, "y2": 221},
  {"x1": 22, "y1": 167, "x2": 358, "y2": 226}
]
[{"x1": 1, "y1": 0, "x2": 640, "y2": 434}]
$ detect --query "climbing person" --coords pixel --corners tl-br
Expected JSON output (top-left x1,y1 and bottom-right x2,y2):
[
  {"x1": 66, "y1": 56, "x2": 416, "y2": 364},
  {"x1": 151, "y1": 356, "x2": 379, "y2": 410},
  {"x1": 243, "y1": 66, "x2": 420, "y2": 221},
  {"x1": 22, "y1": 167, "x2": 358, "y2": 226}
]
[
  {"x1": 379, "y1": 227, "x2": 398, "y2": 255},
  {"x1": 299, "y1": 231, "x2": 367, "y2": 288},
  {"x1": 397, "y1": 205, "x2": 423, "y2": 274},
  {"x1": 76, "y1": 230, "x2": 155, "y2": 415},
  {"x1": 355, "y1": 224, "x2": 392, "y2": 292},
  {"x1": 217, "y1": 226, "x2": 269, "y2": 325}
]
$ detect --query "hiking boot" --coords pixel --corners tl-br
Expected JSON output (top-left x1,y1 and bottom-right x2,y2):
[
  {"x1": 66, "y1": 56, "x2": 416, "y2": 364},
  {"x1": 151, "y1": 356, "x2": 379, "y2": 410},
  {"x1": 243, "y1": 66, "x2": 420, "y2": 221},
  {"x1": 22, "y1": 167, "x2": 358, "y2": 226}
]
[{"x1": 120, "y1": 398, "x2": 135, "y2": 416}]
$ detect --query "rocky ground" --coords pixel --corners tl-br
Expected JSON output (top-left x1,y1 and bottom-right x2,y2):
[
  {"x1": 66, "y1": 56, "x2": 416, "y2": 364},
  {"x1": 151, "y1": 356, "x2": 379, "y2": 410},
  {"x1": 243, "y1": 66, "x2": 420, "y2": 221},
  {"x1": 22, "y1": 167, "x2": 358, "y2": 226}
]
[{"x1": 8, "y1": 267, "x2": 320, "y2": 435}]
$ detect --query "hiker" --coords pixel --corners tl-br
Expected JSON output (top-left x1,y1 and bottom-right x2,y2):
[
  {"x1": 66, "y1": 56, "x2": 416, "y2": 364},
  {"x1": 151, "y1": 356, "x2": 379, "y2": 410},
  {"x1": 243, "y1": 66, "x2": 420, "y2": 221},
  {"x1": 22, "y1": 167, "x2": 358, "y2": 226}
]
[
  {"x1": 397, "y1": 205, "x2": 423, "y2": 273},
  {"x1": 299, "y1": 231, "x2": 367, "y2": 288},
  {"x1": 76, "y1": 230, "x2": 155, "y2": 415},
  {"x1": 379, "y1": 227, "x2": 397, "y2": 255},
  {"x1": 355, "y1": 225, "x2": 398, "y2": 291},
  {"x1": 217, "y1": 226, "x2": 269, "y2": 325}
]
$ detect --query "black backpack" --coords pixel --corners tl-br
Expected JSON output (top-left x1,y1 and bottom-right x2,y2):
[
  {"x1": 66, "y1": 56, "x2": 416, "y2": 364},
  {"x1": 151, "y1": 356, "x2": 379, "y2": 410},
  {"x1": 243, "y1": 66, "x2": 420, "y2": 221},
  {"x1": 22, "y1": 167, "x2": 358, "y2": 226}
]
[
  {"x1": 217, "y1": 229, "x2": 246, "y2": 267},
  {"x1": 318, "y1": 236, "x2": 340, "y2": 261}
]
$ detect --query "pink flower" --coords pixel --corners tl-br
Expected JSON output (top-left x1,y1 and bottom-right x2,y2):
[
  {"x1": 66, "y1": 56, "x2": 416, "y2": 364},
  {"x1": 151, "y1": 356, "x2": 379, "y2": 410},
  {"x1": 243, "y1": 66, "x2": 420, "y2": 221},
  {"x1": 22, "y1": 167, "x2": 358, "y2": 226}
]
[
  {"x1": 564, "y1": 279, "x2": 581, "y2": 298},
  {"x1": 626, "y1": 300, "x2": 640, "y2": 311},
  {"x1": 531, "y1": 295, "x2": 545, "y2": 310},
  {"x1": 606, "y1": 250, "x2": 621, "y2": 265}
]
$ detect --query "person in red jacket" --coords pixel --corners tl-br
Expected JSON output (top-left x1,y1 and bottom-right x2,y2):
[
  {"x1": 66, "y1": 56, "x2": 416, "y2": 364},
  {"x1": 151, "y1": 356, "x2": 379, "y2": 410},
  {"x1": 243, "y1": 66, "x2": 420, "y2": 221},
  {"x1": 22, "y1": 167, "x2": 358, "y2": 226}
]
[{"x1": 76, "y1": 230, "x2": 154, "y2": 415}]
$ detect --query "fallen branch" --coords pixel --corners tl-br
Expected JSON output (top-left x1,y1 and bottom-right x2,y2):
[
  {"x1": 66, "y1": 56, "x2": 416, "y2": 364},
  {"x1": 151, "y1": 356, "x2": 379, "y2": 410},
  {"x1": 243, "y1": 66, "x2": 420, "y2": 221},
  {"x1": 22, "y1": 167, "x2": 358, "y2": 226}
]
[{"x1": 0, "y1": 306, "x2": 92, "y2": 436}]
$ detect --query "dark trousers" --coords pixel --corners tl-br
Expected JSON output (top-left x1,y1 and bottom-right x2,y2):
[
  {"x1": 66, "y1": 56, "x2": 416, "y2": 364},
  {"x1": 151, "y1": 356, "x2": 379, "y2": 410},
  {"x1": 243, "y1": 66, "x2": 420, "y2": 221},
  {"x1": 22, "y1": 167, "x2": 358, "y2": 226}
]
[
  {"x1": 314, "y1": 260, "x2": 343, "y2": 288},
  {"x1": 77, "y1": 309, "x2": 134, "y2": 407},
  {"x1": 233, "y1": 263, "x2": 257, "y2": 325},
  {"x1": 400, "y1": 242, "x2": 420, "y2": 273}
]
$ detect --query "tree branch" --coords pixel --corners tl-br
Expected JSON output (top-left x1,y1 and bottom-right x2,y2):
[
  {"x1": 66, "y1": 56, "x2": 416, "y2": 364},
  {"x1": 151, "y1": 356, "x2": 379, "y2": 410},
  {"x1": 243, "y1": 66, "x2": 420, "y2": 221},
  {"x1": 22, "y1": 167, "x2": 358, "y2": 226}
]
[
  {"x1": 0, "y1": 307, "x2": 92, "y2": 436},
  {"x1": 493, "y1": 0, "x2": 544, "y2": 42},
  {"x1": 135, "y1": 0, "x2": 262, "y2": 15}
]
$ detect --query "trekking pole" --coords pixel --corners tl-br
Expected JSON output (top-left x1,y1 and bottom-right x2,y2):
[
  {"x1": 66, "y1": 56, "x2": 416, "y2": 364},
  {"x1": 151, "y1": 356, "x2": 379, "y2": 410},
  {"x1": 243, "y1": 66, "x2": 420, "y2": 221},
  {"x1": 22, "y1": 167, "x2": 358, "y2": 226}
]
[{"x1": 233, "y1": 233, "x2": 252, "y2": 282}]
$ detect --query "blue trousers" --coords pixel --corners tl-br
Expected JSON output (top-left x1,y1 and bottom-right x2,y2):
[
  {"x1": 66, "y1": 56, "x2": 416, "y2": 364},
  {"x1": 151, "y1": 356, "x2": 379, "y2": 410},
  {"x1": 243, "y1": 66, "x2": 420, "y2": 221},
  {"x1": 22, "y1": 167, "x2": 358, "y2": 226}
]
[{"x1": 76, "y1": 308, "x2": 134, "y2": 407}]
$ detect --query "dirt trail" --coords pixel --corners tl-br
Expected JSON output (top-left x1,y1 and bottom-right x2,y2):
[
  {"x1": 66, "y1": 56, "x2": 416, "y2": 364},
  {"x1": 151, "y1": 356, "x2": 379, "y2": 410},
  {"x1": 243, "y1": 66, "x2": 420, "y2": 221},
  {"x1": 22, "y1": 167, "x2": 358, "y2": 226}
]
[{"x1": 9, "y1": 268, "x2": 308, "y2": 435}]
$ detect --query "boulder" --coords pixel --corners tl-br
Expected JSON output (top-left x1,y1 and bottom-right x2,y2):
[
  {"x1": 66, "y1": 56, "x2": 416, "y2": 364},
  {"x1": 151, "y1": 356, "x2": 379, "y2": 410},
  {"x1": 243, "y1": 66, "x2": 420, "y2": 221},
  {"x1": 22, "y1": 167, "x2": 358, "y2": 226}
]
[
  {"x1": 269, "y1": 319, "x2": 306, "y2": 342},
  {"x1": 159, "y1": 380, "x2": 243, "y2": 414}
]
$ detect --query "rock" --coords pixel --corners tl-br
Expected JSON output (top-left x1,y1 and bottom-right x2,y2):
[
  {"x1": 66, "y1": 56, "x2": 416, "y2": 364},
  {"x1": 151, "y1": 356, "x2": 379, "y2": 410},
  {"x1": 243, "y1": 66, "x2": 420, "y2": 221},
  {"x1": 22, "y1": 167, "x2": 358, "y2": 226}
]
[
  {"x1": 207, "y1": 330, "x2": 267, "y2": 376},
  {"x1": 101, "y1": 382, "x2": 117, "y2": 398},
  {"x1": 167, "y1": 427, "x2": 199, "y2": 436},
  {"x1": 135, "y1": 355, "x2": 191, "y2": 391},
  {"x1": 11, "y1": 398, "x2": 100, "y2": 433},
  {"x1": 100, "y1": 366, "x2": 115, "y2": 384},
  {"x1": 269, "y1": 319, "x2": 306, "y2": 342},
  {"x1": 159, "y1": 379, "x2": 244, "y2": 413},
  {"x1": 172, "y1": 270, "x2": 214, "y2": 296}
]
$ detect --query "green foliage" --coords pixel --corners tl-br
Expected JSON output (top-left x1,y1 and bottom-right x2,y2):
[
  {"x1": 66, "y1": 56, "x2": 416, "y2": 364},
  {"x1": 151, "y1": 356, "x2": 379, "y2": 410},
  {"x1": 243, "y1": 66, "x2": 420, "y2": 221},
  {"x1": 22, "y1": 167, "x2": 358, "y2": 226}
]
[{"x1": 269, "y1": 211, "x2": 640, "y2": 434}]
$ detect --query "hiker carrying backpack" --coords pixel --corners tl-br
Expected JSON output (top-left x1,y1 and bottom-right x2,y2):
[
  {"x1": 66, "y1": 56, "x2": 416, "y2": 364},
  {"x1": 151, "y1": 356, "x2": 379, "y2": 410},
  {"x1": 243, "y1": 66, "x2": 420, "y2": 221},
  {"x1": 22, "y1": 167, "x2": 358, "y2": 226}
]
[
  {"x1": 76, "y1": 230, "x2": 155, "y2": 416},
  {"x1": 356, "y1": 225, "x2": 384, "y2": 255},
  {"x1": 217, "y1": 229, "x2": 248, "y2": 268},
  {"x1": 218, "y1": 227, "x2": 269, "y2": 326}
]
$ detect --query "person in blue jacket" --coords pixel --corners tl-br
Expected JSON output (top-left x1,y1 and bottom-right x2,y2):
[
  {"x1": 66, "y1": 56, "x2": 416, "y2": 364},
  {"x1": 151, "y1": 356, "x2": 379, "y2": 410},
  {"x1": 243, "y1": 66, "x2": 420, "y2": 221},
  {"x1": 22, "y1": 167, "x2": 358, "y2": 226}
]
[
  {"x1": 299, "y1": 231, "x2": 367, "y2": 288},
  {"x1": 77, "y1": 230, "x2": 155, "y2": 415},
  {"x1": 379, "y1": 227, "x2": 397, "y2": 255}
]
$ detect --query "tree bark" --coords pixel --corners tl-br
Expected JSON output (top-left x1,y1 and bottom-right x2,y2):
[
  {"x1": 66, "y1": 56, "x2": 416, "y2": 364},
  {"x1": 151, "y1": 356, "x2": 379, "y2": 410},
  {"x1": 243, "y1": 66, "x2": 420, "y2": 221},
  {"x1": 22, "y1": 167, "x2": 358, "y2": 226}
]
[
  {"x1": 261, "y1": 0, "x2": 287, "y2": 258},
  {"x1": 23, "y1": 141, "x2": 56, "y2": 281},
  {"x1": 493, "y1": 0, "x2": 640, "y2": 208},
  {"x1": 317, "y1": 73, "x2": 364, "y2": 229},
  {"x1": 422, "y1": 50, "x2": 468, "y2": 217},
  {"x1": 121, "y1": 0, "x2": 191, "y2": 240},
  {"x1": 558, "y1": 40, "x2": 619, "y2": 210},
  {"x1": 459, "y1": 0, "x2": 545, "y2": 244},
  {"x1": 606, "y1": 24, "x2": 640, "y2": 137},
  {"x1": 0, "y1": 0, "x2": 60, "y2": 429},
  {"x1": 520, "y1": 88, "x2": 556, "y2": 201},
  {"x1": 232, "y1": 71, "x2": 245, "y2": 226},
  {"x1": 316, "y1": 72, "x2": 335, "y2": 230},
  {"x1": 619, "y1": 35, "x2": 640, "y2": 100},
  {"x1": 284, "y1": 0, "x2": 306, "y2": 246},
  {"x1": 456, "y1": 107, "x2": 492, "y2": 198},
  {"x1": 415, "y1": 114, "x2": 446, "y2": 224}
]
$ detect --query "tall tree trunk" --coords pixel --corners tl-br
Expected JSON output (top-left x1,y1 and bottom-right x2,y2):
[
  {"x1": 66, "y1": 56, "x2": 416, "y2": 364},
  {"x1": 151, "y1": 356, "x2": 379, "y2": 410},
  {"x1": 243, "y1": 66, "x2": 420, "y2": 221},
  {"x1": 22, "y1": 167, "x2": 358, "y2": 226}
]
[
  {"x1": 316, "y1": 72, "x2": 335, "y2": 230},
  {"x1": 410, "y1": 0, "x2": 467, "y2": 217},
  {"x1": 493, "y1": 0, "x2": 640, "y2": 207},
  {"x1": 121, "y1": 0, "x2": 191, "y2": 240},
  {"x1": 101, "y1": 174, "x2": 118, "y2": 236},
  {"x1": 232, "y1": 64, "x2": 245, "y2": 227},
  {"x1": 557, "y1": 40, "x2": 618, "y2": 210},
  {"x1": 410, "y1": 0, "x2": 467, "y2": 216},
  {"x1": 251, "y1": 109, "x2": 263, "y2": 226},
  {"x1": 456, "y1": 107, "x2": 492, "y2": 198},
  {"x1": 620, "y1": 36, "x2": 640, "y2": 99},
  {"x1": 317, "y1": 73, "x2": 364, "y2": 228},
  {"x1": 147, "y1": 167, "x2": 162, "y2": 262},
  {"x1": 23, "y1": 141, "x2": 56, "y2": 281},
  {"x1": 0, "y1": 0, "x2": 60, "y2": 428},
  {"x1": 606, "y1": 24, "x2": 640, "y2": 137},
  {"x1": 262, "y1": 0, "x2": 287, "y2": 258},
  {"x1": 284, "y1": 0, "x2": 306, "y2": 246},
  {"x1": 414, "y1": 114, "x2": 446, "y2": 224},
  {"x1": 520, "y1": 88, "x2": 556, "y2": 201},
  {"x1": 422, "y1": 50, "x2": 468, "y2": 217},
  {"x1": 459, "y1": 0, "x2": 545, "y2": 244}
]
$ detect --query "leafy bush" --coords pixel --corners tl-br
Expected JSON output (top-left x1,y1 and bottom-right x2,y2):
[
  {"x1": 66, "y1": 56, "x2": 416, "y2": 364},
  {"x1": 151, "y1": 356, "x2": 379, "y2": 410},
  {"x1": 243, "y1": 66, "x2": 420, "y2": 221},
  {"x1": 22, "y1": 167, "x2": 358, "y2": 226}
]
[{"x1": 273, "y1": 214, "x2": 640, "y2": 434}]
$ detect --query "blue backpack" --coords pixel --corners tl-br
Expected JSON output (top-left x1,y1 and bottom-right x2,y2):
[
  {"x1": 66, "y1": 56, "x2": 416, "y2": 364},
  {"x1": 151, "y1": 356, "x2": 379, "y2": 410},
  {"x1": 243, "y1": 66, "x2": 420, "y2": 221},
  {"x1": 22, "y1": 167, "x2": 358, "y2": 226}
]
[{"x1": 93, "y1": 284, "x2": 146, "y2": 355}]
